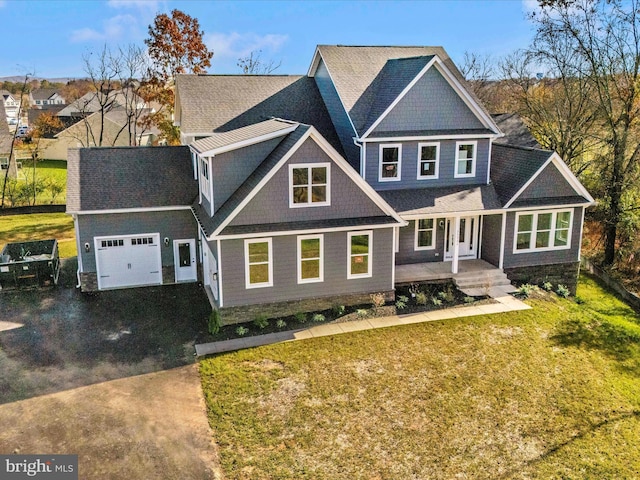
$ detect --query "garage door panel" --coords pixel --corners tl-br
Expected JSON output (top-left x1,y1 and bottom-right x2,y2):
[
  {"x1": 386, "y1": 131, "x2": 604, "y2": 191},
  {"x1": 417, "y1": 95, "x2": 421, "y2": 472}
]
[{"x1": 95, "y1": 234, "x2": 162, "y2": 290}]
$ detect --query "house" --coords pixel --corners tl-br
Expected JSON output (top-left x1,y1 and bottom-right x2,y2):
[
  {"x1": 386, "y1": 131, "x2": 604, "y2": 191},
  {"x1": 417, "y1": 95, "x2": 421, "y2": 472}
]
[
  {"x1": 30, "y1": 88, "x2": 66, "y2": 107},
  {"x1": 68, "y1": 45, "x2": 593, "y2": 325},
  {"x1": 41, "y1": 107, "x2": 159, "y2": 160},
  {"x1": 1, "y1": 90, "x2": 20, "y2": 123}
]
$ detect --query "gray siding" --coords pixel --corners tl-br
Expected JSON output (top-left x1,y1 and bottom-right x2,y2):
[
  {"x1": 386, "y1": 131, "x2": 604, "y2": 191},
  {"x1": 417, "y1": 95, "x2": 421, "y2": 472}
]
[
  {"x1": 364, "y1": 138, "x2": 490, "y2": 191},
  {"x1": 314, "y1": 59, "x2": 361, "y2": 170},
  {"x1": 518, "y1": 162, "x2": 579, "y2": 200},
  {"x1": 212, "y1": 137, "x2": 283, "y2": 213},
  {"x1": 502, "y1": 207, "x2": 583, "y2": 269},
  {"x1": 229, "y1": 137, "x2": 386, "y2": 226},
  {"x1": 220, "y1": 228, "x2": 395, "y2": 308},
  {"x1": 374, "y1": 67, "x2": 485, "y2": 134},
  {"x1": 77, "y1": 210, "x2": 198, "y2": 272},
  {"x1": 396, "y1": 219, "x2": 446, "y2": 264},
  {"x1": 480, "y1": 214, "x2": 502, "y2": 267},
  {"x1": 200, "y1": 193, "x2": 212, "y2": 217}
]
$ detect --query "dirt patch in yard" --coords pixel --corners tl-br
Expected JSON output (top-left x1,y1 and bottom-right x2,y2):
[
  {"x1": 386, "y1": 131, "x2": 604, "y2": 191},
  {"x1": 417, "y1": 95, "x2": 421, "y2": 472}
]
[{"x1": 0, "y1": 365, "x2": 221, "y2": 480}]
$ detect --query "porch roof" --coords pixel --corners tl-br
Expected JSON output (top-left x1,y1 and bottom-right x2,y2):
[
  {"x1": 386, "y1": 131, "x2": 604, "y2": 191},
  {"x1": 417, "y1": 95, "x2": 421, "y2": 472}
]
[{"x1": 378, "y1": 183, "x2": 502, "y2": 216}]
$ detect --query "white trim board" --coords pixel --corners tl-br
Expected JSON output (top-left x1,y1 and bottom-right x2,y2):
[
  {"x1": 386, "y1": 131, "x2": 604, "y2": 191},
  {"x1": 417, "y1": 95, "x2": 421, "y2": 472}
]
[
  {"x1": 360, "y1": 56, "x2": 501, "y2": 140},
  {"x1": 504, "y1": 152, "x2": 595, "y2": 208},
  {"x1": 68, "y1": 206, "x2": 193, "y2": 215}
]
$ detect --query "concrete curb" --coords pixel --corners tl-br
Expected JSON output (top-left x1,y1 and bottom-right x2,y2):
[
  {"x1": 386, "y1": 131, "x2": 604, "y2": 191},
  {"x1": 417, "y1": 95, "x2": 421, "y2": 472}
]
[{"x1": 195, "y1": 294, "x2": 531, "y2": 357}]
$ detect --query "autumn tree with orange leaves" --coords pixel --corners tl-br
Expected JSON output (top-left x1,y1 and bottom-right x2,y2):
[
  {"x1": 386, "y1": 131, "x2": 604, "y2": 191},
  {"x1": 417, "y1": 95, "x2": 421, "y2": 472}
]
[{"x1": 143, "y1": 9, "x2": 213, "y2": 144}]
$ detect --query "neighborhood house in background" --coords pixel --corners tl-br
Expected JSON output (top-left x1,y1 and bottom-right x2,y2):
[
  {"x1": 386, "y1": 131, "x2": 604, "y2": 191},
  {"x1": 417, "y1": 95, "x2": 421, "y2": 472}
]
[{"x1": 67, "y1": 45, "x2": 594, "y2": 325}]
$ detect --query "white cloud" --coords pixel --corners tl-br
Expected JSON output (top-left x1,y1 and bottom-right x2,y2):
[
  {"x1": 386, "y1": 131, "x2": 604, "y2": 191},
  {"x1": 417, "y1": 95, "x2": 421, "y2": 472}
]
[
  {"x1": 70, "y1": 14, "x2": 139, "y2": 43},
  {"x1": 205, "y1": 32, "x2": 288, "y2": 60}
]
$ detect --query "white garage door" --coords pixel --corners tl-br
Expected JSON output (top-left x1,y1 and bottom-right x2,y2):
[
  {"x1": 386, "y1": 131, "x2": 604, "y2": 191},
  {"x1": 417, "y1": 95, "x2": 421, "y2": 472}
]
[{"x1": 95, "y1": 234, "x2": 162, "y2": 290}]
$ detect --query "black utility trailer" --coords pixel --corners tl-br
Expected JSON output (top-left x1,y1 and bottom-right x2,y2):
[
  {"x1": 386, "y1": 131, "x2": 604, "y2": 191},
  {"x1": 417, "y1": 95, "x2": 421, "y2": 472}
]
[{"x1": 0, "y1": 239, "x2": 60, "y2": 289}]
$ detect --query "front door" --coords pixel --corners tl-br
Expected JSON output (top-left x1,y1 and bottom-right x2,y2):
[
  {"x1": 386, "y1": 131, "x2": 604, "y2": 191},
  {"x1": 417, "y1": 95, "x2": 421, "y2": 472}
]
[
  {"x1": 444, "y1": 216, "x2": 479, "y2": 260},
  {"x1": 173, "y1": 239, "x2": 197, "y2": 283}
]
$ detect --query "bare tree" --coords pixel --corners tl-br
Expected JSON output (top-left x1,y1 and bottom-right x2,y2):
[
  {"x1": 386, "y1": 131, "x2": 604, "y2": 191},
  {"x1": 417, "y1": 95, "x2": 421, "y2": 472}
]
[
  {"x1": 530, "y1": 0, "x2": 640, "y2": 265},
  {"x1": 1, "y1": 72, "x2": 32, "y2": 208},
  {"x1": 500, "y1": 47, "x2": 599, "y2": 175},
  {"x1": 237, "y1": 50, "x2": 282, "y2": 74}
]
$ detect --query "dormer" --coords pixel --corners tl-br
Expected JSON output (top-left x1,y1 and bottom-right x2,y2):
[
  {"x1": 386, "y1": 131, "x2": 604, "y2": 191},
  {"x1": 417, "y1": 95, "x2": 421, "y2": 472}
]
[{"x1": 188, "y1": 119, "x2": 298, "y2": 217}]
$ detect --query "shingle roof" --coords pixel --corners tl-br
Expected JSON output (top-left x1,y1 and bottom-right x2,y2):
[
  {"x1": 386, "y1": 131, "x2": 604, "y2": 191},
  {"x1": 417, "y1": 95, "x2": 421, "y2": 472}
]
[
  {"x1": 193, "y1": 125, "x2": 311, "y2": 237},
  {"x1": 190, "y1": 118, "x2": 296, "y2": 155},
  {"x1": 490, "y1": 143, "x2": 553, "y2": 205},
  {"x1": 378, "y1": 184, "x2": 502, "y2": 216},
  {"x1": 176, "y1": 74, "x2": 343, "y2": 155},
  {"x1": 314, "y1": 45, "x2": 496, "y2": 137},
  {"x1": 0, "y1": 103, "x2": 12, "y2": 153},
  {"x1": 492, "y1": 113, "x2": 541, "y2": 148},
  {"x1": 31, "y1": 88, "x2": 62, "y2": 101},
  {"x1": 66, "y1": 146, "x2": 197, "y2": 212}
]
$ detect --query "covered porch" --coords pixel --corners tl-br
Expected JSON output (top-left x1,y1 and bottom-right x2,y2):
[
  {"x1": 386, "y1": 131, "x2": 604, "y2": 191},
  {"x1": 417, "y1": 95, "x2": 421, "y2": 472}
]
[{"x1": 395, "y1": 259, "x2": 516, "y2": 296}]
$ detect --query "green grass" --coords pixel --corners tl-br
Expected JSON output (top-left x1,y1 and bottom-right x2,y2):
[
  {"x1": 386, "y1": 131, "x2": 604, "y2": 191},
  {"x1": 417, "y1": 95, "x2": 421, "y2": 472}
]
[
  {"x1": 0, "y1": 213, "x2": 76, "y2": 258},
  {"x1": 200, "y1": 274, "x2": 640, "y2": 479},
  {"x1": 9, "y1": 159, "x2": 67, "y2": 205}
]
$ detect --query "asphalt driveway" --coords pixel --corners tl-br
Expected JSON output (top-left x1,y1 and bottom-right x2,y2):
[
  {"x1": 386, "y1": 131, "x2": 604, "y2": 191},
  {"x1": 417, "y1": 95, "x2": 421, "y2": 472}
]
[{"x1": 0, "y1": 259, "x2": 211, "y2": 404}]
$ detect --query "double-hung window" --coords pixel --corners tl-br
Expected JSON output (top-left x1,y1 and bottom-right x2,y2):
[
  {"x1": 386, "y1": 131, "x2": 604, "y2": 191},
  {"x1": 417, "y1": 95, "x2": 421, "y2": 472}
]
[
  {"x1": 297, "y1": 235, "x2": 323, "y2": 283},
  {"x1": 417, "y1": 143, "x2": 439, "y2": 179},
  {"x1": 290, "y1": 163, "x2": 330, "y2": 207},
  {"x1": 455, "y1": 141, "x2": 477, "y2": 178},
  {"x1": 379, "y1": 144, "x2": 402, "y2": 181},
  {"x1": 244, "y1": 238, "x2": 273, "y2": 288},
  {"x1": 415, "y1": 218, "x2": 435, "y2": 250},
  {"x1": 348, "y1": 231, "x2": 372, "y2": 278},
  {"x1": 515, "y1": 210, "x2": 572, "y2": 253}
]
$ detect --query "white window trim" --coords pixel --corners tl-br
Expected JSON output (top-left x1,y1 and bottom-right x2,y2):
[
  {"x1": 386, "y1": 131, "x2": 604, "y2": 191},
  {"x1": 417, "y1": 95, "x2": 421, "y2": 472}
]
[
  {"x1": 199, "y1": 156, "x2": 210, "y2": 200},
  {"x1": 378, "y1": 144, "x2": 402, "y2": 182},
  {"x1": 297, "y1": 234, "x2": 324, "y2": 284},
  {"x1": 347, "y1": 230, "x2": 373, "y2": 279},
  {"x1": 244, "y1": 238, "x2": 273, "y2": 289},
  {"x1": 454, "y1": 140, "x2": 477, "y2": 179},
  {"x1": 414, "y1": 218, "x2": 436, "y2": 250},
  {"x1": 289, "y1": 163, "x2": 331, "y2": 208},
  {"x1": 417, "y1": 142, "x2": 440, "y2": 180},
  {"x1": 513, "y1": 209, "x2": 573, "y2": 254}
]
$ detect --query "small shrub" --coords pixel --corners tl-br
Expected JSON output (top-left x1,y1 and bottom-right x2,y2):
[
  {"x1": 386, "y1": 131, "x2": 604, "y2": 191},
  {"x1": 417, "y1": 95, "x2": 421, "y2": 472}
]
[
  {"x1": 356, "y1": 309, "x2": 369, "y2": 318},
  {"x1": 463, "y1": 296, "x2": 475, "y2": 304},
  {"x1": 235, "y1": 326, "x2": 249, "y2": 336},
  {"x1": 312, "y1": 313, "x2": 326, "y2": 323},
  {"x1": 294, "y1": 312, "x2": 307, "y2": 323},
  {"x1": 253, "y1": 315, "x2": 269, "y2": 329},
  {"x1": 332, "y1": 305, "x2": 346, "y2": 317},
  {"x1": 395, "y1": 295, "x2": 409, "y2": 310},
  {"x1": 542, "y1": 281, "x2": 554, "y2": 292},
  {"x1": 556, "y1": 284, "x2": 570, "y2": 298},
  {"x1": 516, "y1": 283, "x2": 536, "y2": 299},
  {"x1": 370, "y1": 292, "x2": 386, "y2": 308},
  {"x1": 408, "y1": 283, "x2": 419, "y2": 298},
  {"x1": 208, "y1": 310, "x2": 221, "y2": 335},
  {"x1": 431, "y1": 297, "x2": 442, "y2": 306},
  {"x1": 574, "y1": 295, "x2": 585, "y2": 305},
  {"x1": 437, "y1": 286, "x2": 455, "y2": 303},
  {"x1": 276, "y1": 319, "x2": 287, "y2": 329},
  {"x1": 415, "y1": 291, "x2": 428, "y2": 306}
]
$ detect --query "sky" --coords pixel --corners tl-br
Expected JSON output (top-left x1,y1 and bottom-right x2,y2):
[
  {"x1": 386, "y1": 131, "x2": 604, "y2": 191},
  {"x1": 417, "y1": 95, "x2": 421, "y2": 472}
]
[{"x1": 0, "y1": 0, "x2": 539, "y2": 79}]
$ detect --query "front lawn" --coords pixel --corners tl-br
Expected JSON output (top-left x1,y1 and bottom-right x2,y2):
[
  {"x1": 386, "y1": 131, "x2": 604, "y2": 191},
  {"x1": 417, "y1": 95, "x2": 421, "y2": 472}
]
[
  {"x1": 0, "y1": 213, "x2": 76, "y2": 258},
  {"x1": 200, "y1": 275, "x2": 640, "y2": 479}
]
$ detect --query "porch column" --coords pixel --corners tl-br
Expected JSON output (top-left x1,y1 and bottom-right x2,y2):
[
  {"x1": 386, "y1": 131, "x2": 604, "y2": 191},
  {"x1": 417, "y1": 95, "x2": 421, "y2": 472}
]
[{"x1": 452, "y1": 215, "x2": 460, "y2": 274}]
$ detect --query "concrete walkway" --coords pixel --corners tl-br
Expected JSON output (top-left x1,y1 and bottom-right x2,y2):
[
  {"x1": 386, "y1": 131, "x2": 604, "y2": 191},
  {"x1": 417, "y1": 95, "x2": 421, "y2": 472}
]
[{"x1": 195, "y1": 288, "x2": 530, "y2": 356}]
